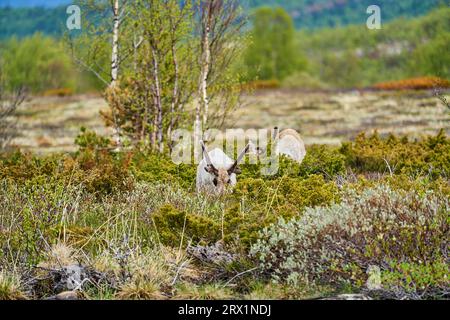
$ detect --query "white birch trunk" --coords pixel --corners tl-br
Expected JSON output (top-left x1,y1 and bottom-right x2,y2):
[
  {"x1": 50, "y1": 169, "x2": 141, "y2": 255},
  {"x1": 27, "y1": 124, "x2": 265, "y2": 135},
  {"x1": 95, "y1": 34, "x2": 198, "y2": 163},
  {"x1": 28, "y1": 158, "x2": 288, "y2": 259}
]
[
  {"x1": 111, "y1": 0, "x2": 120, "y2": 87},
  {"x1": 151, "y1": 47, "x2": 164, "y2": 153},
  {"x1": 199, "y1": 1, "x2": 213, "y2": 128}
]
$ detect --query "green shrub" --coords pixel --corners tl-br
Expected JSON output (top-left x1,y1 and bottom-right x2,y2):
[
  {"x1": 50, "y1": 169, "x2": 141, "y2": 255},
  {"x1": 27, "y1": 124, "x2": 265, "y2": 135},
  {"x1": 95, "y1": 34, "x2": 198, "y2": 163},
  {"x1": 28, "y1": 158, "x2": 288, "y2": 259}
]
[
  {"x1": 73, "y1": 128, "x2": 134, "y2": 195},
  {"x1": 281, "y1": 72, "x2": 329, "y2": 90},
  {"x1": 340, "y1": 130, "x2": 450, "y2": 179},
  {"x1": 151, "y1": 204, "x2": 222, "y2": 247},
  {"x1": 225, "y1": 175, "x2": 340, "y2": 247},
  {"x1": 0, "y1": 180, "x2": 82, "y2": 264},
  {"x1": 74, "y1": 127, "x2": 111, "y2": 150},
  {"x1": 347, "y1": 174, "x2": 450, "y2": 198},
  {"x1": 251, "y1": 185, "x2": 449, "y2": 296},
  {"x1": 381, "y1": 260, "x2": 449, "y2": 296},
  {"x1": 299, "y1": 145, "x2": 346, "y2": 179},
  {"x1": 1, "y1": 34, "x2": 76, "y2": 93},
  {"x1": 0, "y1": 129, "x2": 133, "y2": 196},
  {"x1": 0, "y1": 151, "x2": 62, "y2": 182},
  {"x1": 240, "y1": 145, "x2": 345, "y2": 181},
  {"x1": 131, "y1": 152, "x2": 196, "y2": 190}
]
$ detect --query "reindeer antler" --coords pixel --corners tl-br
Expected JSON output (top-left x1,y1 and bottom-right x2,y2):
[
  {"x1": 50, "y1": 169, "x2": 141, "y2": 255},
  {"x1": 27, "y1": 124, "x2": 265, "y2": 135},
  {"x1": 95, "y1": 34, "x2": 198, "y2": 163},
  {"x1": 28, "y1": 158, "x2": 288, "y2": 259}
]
[
  {"x1": 201, "y1": 140, "x2": 218, "y2": 175},
  {"x1": 228, "y1": 143, "x2": 251, "y2": 175}
]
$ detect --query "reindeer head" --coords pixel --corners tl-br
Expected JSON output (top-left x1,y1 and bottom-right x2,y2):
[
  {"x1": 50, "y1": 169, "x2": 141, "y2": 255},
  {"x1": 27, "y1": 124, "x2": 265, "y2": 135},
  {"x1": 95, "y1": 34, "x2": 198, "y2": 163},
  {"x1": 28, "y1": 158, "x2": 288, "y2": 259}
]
[{"x1": 201, "y1": 141, "x2": 250, "y2": 194}]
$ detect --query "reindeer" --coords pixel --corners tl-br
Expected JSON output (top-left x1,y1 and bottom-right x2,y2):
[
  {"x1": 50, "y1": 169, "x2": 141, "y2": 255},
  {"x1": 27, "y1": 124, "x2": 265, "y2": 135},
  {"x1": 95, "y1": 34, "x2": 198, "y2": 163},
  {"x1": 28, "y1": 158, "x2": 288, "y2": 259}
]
[
  {"x1": 196, "y1": 141, "x2": 250, "y2": 194},
  {"x1": 273, "y1": 127, "x2": 306, "y2": 163}
]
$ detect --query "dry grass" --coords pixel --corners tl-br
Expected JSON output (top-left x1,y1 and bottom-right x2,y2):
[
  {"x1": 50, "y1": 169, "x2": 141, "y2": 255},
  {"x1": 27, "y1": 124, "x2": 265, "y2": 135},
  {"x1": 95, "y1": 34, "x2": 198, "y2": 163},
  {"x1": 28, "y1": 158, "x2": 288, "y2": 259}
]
[
  {"x1": 173, "y1": 283, "x2": 233, "y2": 300},
  {"x1": 229, "y1": 89, "x2": 450, "y2": 145},
  {"x1": 9, "y1": 90, "x2": 450, "y2": 153},
  {"x1": 0, "y1": 270, "x2": 28, "y2": 300}
]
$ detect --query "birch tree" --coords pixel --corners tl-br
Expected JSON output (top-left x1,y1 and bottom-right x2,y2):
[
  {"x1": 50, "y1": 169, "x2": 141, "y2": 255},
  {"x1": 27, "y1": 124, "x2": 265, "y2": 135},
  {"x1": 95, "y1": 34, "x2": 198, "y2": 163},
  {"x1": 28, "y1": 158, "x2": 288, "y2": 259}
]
[
  {"x1": 195, "y1": 0, "x2": 246, "y2": 130},
  {"x1": 68, "y1": 0, "x2": 135, "y2": 147},
  {"x1": 70, "y1": 0, "x2": 246, "y2": 153}
]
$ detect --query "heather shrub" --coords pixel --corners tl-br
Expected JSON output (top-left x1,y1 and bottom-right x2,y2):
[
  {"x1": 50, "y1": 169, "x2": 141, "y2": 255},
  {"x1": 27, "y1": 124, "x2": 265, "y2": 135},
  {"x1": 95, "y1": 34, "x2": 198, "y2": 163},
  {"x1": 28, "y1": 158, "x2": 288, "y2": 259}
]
[
  {"x1": 251, "y1": 185, "x2": 449, "y2": 296},
  {"x1": 299, "y1": 145, "x2": 346, "y2": 179},
  {"x1": 0, "y1": 129, "x2": 133, "y2": 196},
  {"x1": 226, "y1": 175, "x2": 340, "y2": 247},
  {"x1": 340, "y1": 130, "x2": 450, "y2": 178},
  {"x1": 347, "y1": 174, "x2": 450, "y2": 198},
  {"x1": 131, "y1": 152, "x2": 196, "y2": 190},
  {"x1": 151, "y1": 204, "x2": 222, "y2": 247},
  {"x1": 240, "y1": 145, "x2": 345, "y2": 181}
]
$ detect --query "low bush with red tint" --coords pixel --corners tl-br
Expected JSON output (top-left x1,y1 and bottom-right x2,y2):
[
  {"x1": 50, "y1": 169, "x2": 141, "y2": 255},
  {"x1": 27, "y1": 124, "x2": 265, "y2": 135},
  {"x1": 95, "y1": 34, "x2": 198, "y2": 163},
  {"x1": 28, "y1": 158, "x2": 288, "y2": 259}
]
[
  {"x1": 373, "y1": 77, "x2": 450, "y2": 91},
  {"x1": 42, "y1": 88, "x2": 74, "y2": 97}
]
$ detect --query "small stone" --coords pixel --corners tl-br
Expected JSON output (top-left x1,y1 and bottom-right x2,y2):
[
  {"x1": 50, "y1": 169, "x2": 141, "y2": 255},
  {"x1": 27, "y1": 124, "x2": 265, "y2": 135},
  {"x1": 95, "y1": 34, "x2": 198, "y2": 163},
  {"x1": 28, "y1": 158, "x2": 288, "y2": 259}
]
[
  {"x1": 47, "y1": 291, "x2": 79, "y2": 300},
  {"x1": 324, "y1": 294, "x2": 372, "y2": 300}
]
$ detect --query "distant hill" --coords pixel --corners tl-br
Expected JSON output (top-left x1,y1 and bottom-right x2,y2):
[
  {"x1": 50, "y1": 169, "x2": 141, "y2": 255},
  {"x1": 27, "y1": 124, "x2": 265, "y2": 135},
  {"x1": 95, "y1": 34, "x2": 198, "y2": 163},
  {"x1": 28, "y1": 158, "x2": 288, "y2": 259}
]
[
  {"x1": 0, "y1": 0, "x2": 446, "y2": 38},
  {"x1": 0, "y1": 0, "x2": 69, "y2": 7},
  {"x1": 297, "y1": 7, "x2": 450, "y2": 87},
  {"x1": 246, "y1": 0, "x2": 445, "y2": 28},
  {"x1": 0, "y1": 6, "x2": 67, "y2": 39}
]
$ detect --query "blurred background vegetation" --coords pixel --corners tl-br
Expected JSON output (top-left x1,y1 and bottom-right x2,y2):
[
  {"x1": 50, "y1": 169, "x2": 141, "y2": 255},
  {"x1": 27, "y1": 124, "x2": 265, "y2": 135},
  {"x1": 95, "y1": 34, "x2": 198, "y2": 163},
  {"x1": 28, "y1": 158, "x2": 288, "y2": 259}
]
[{"x1": 0, "y1": 0, "x2": 448, "y2": 93}]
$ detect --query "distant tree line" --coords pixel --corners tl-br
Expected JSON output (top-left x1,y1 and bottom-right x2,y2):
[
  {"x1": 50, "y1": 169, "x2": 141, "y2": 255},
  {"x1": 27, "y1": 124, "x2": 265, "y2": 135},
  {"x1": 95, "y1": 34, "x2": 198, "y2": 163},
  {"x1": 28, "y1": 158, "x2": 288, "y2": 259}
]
[
  {"x1": 0, "y1": 5, "x2": 448, "y2": 93},
  {"x1": 0, "y1": 0, "x2": 445, "y2": 39},
  {"x1": 246, "y1": 0, "x2": 444, "y2": 29},
  {"x1": 244, "y1": 6, "x2": 450, "y2": 88}
]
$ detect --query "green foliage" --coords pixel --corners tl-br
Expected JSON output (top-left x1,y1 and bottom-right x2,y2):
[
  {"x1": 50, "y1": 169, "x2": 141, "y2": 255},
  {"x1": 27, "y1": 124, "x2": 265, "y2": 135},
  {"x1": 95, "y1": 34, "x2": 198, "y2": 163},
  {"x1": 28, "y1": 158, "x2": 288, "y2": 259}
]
[
  {"x1": 411, "y1": 32, "x2": 450, "y2": 79},
  {"x1": 152, "y1": 204, "x2": 222, "y2": 247},
  {"x1": 74, "y1": 127, "x2": 111, "y2": 149},
  {"x1": 299, "y1": 145, "x2": 346, "y2": 179},
  {"x1": 251, "y1": 185, "x2": 449, "y2": 297},
  {"x1": 0, "y1": 179, "x2": 81, "y2": 264},
  {"x1": 244, "y1": 7, "x2": 307, "y2": 81},
  {"x1": 346, "y1": 173, "x2": 450, "y2": 199},
  {"x1": 0, "y1": 33, "x2": 101, "y2": 93},
  {"x1": 225, "y1": 175, "x2": 340, "y2": 247},
  {"x1": 340, "y1": 130, "x2": 450, "y2": 178},
  {"x1": 0, "y1": 34, "x2": 75, "y2": 92},
  {"x1": 1, "y1": 129, "x2": 449, "y2": 299},
  {"x1": 131, "y1": 152, "x2": 196, "y2": 190},
  {"x1": 240, "y1": 145, "x2": 346, "y2": 182},
  {"x1": 72, "y1": 128, "x2": 133, "y2": 195},
  {"x1": 298, "y1": 7, "x2": 450, "y2": 88},
  {"x1": 281, "y1": 72, "x2": 329, "y2": 90},
  {"x1": 0, "y1": 1, "x2": 442, "y2": 38},
  {"x1": 0, "y1": 6, "x2": 67, "y2": 39},
  {"x1": 381, "y1": 260, "x2": 449, "y2": 295},
  {"x1": 0, "y1": 129, "x2": 133, "y2": 196}
]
